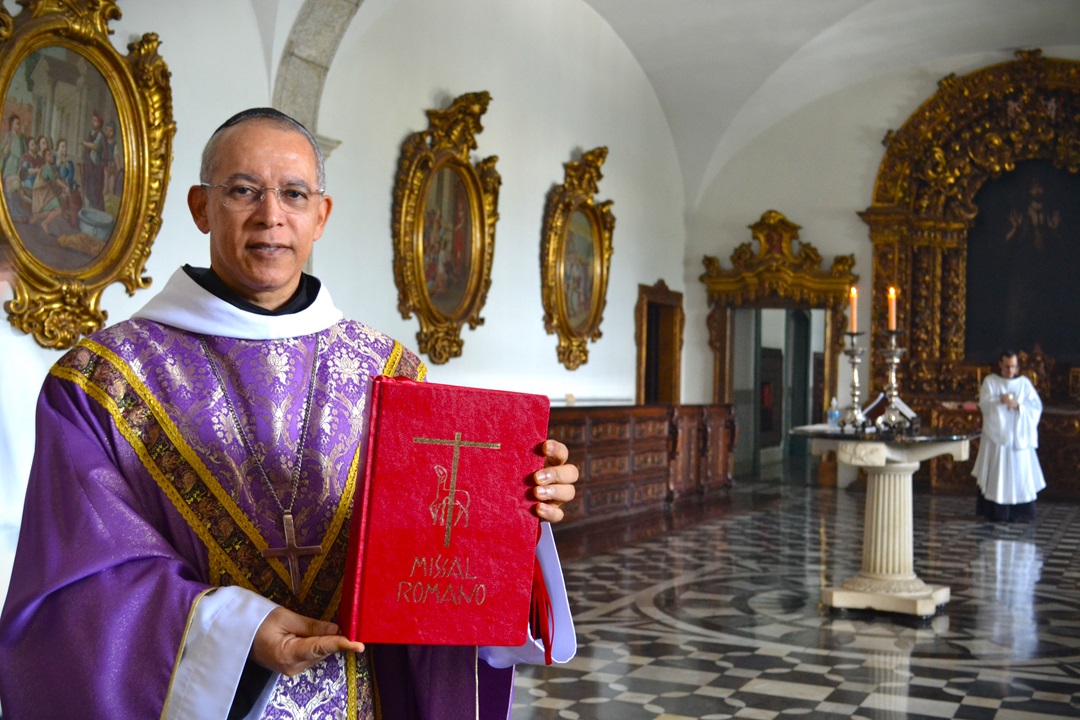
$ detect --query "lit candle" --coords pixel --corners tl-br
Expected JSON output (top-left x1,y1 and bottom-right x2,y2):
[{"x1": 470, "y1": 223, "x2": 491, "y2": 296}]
[
  {"x1": 849, "y1": 286, "x2": 857, "y2": 333},
  {"x1": 888, "y1": 286, "x2": 897, "y2": 331}
]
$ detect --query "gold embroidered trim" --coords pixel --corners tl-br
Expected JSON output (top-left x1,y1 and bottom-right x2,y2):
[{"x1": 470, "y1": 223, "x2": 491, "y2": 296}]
[
  {"x1": 56, "y1": 339, "x2": 299, "y2": 609},
  {"x1": 347, "y1": 651, "x2": 358, "y2": 717},
  {"x1": 384, "y1": 342, "x2": 403, "y2": 377},
  {"x1": 52, "y1": 344, "x2": 262, "y2": 592},
  {"x1": 68, "y1": 341, "x2": 270, "y2": 549}
]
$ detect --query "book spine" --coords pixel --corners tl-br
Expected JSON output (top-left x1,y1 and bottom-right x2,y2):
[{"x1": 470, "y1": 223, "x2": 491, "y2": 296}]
[{"x1": 338, "y1": 375, "x2": 385, "y2": 640}]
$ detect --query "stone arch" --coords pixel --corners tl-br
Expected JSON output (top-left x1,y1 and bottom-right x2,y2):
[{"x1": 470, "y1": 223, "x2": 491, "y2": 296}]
[{"x1": 272, "y1": 0, "x2": 365, "y2": 157}]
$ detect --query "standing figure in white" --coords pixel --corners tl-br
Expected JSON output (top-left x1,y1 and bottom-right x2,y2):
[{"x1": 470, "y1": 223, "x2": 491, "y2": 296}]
[{"x1": 972, "y1": 350, "x2": 1046, "y2": 522}]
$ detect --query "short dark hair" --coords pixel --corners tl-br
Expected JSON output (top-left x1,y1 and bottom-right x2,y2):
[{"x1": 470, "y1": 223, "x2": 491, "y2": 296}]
[
  {"x1": 199, "y1": 107, "x2": 326, "y2": 190},
  {"x1": 999, "y1": 349, "x2": 1017, "y2": 362}
]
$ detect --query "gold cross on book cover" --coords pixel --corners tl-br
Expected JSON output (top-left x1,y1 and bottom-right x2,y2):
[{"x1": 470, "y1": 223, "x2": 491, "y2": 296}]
[{"x1": 414, "y1": 432, "x2": 501, "y2": 547}]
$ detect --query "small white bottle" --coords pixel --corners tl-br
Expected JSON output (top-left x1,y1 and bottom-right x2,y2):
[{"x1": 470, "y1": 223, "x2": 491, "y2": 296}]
[{"x1": 826, "y1": 397, "x2": 840, "y2": 427}]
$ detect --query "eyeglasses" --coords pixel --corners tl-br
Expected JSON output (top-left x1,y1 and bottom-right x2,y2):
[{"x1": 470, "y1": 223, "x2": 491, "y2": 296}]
[{"x1": 201, "y1": 182, "x2": 324, "y2": 213}]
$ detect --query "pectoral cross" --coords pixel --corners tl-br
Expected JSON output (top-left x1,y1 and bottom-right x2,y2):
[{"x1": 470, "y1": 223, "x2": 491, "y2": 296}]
[
  {"x1": 415, "y1": 432, "x2": 500, "y2": 547},
  {"x1": 263, "y1": 512, "x2": 322, "y2": 595}
]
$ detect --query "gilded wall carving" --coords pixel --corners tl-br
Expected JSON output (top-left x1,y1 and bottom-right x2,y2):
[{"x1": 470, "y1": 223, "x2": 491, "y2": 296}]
[
  {"x1": 701, "y1": 209, "x2": 857, "y2": 410},
  {"x1": 860, "y1": 50, "x2": 1080, "y2": 398},
  {"x1": 862, "y1": 50, "x2": 1080, "y2": 493}
]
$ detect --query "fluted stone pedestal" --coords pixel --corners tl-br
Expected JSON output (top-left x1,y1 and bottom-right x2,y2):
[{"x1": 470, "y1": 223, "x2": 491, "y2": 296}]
[{"x1": 794, "y1": 429, "x2": 974, "y2": 618}]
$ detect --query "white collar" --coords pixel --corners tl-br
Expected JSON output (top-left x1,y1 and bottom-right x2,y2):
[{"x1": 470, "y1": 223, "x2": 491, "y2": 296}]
[{"x1": 132, "y1": 267, "x2": 344, "y2": 339}]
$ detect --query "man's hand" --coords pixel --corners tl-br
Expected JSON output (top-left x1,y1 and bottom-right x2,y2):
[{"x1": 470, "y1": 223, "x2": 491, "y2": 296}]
[
  {"x1": 251, "y1": 607, "x2": 365, "y2": 676},
  {"x1": 533, "y1": 439, "x2": 579, "y2": 523}
]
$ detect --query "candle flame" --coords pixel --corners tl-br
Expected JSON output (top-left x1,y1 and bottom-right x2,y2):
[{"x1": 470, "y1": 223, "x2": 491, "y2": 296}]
[
  {"x1": 850, "y1": 287, "x2": 857, "y2": 299},
  {"x1": 888, "y1": 286, "x2": 897, "y2": 299}
]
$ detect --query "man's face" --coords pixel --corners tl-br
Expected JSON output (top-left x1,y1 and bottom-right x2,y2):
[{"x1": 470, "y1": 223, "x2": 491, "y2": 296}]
[
  {"x1": 999, "y1": 354, "x2": 1019, "y2": 379},
  {"x1": 188, "y1": 120, "x2": 331, "y2": 310}
]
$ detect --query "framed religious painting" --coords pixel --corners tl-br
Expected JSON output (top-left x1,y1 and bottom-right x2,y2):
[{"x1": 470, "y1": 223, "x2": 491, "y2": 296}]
[
  {"x1": 391, "y1": 91, "x2": 500, "y2": 364},
  {"x1": 540, "y1": 147, "x2": 615, "y2": 370},
  {"x1": 0, "y1": 0, "x2": 174, "y2": 349}
]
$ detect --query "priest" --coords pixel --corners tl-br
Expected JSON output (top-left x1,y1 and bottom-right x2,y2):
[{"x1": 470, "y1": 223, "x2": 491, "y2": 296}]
[
  {"x1": 972, "y1": 350, "x2": 1046, "y2": 522},
  {"x1": 0, "y1": 108, "x2": 578, "y2": 719}
]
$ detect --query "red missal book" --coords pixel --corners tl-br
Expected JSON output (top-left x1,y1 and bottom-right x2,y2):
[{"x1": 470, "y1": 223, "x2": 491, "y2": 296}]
[{"x1": 338, "y1": 375, "x2": 551, "y2": 646}]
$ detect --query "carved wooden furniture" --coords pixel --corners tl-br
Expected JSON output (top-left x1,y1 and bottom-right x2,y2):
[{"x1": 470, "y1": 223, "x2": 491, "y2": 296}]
[
  {"x1": 548, "y1": 404, "x2": 735, "y2": 529},
  {"x1": 860, "y1": 50, "x2": 1080, "y2": 490}
]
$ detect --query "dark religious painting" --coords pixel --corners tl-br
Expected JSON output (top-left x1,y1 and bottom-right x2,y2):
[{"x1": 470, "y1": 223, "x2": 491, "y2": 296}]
[{"x1": 966, "y1": 160, "x2": 1080, "y2": 365}]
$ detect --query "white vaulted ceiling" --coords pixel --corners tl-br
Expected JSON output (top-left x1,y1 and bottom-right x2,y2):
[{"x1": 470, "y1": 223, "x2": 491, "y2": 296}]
[{"x1": 578, "y1": 0, "x2": 1080, "y2": 210}]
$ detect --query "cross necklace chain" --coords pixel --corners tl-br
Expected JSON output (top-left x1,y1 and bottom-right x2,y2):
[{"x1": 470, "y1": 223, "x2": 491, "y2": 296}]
[{"x1": 200, "y1": 334, "x2": 324, "y2": 595}]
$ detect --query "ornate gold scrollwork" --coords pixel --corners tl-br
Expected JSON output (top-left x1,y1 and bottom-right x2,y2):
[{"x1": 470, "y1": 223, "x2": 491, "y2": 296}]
[
  {"x1": 861, "y1": 49, "x2": 1080, "y2": 399},
  {"x1": 700, "y1": 210, "x2": 857, "y2": 411},
  {"x1": 391, "y1": 91, "x2": 500, "y2": 364},
  {"x1": 540, "y1": 147, "x2": 615, "y2": 370},
  {"x1": 0, "y1": 0, "x2": 174, "y2": 348}
]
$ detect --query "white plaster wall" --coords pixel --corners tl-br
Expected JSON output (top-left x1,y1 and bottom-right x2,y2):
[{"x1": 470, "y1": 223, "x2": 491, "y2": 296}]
[{"x1": 317, "y1": 0, "x2": 685, "y2": 400}]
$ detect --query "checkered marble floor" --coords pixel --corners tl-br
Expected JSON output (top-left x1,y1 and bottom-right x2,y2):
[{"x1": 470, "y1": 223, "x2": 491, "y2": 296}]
[{"x1": 514, "y1": 482, "x2": 1080, "y2": 719}]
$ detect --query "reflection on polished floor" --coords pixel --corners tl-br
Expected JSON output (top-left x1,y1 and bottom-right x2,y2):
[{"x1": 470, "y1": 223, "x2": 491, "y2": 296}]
[{"x1": 516, "y1": 471, "x2": 1080, "y2": 719}]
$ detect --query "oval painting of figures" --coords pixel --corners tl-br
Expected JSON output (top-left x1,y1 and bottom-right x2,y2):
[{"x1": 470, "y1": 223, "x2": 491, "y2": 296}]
[
  {"x1": 420, "y1": 166, "x2": 474, "y2": 318},
  {"x1": 561, "y1": 208, "x2": 597, "y2": 334},
  {"x1": 1, "y1": 46, "x2": 124, "y2": 272}
]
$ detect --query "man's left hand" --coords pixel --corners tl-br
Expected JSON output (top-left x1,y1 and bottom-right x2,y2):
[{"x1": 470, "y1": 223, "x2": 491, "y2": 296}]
[{"x1": 533, "y1": 439, "x2": 578, "y2": 523}]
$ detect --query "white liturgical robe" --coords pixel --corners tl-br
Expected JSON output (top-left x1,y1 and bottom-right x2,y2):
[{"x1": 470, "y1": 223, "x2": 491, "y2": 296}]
[{"x1": 972, "y1": 373, "x2": 1045, "y2": 505}]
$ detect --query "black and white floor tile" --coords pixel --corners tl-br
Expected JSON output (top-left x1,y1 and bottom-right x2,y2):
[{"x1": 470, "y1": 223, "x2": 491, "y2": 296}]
[{"x1": 515, "y1": 481, "x2": 1080, "y2": 719}]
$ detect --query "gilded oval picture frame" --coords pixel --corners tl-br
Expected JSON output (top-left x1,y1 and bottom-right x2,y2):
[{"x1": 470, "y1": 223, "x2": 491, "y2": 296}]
[
  {"x1": 541, "y1": 147, "x2": 615, "y2": 370},
  {"x1": 0, "y1": 0, "x2": 174, "y2": 348},
  {"x1": 392, "y1": 91, "x2": 500, "y2": 365}
]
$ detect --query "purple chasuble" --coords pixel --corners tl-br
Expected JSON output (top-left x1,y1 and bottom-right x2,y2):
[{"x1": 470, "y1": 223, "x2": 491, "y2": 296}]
[{"x1": 0, "y1": 317, "x2": 515, "y2": 720}]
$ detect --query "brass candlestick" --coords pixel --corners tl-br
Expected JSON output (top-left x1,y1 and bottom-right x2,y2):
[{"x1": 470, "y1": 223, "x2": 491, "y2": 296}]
[
  {"x1": 841, "y1": 331, "x2": 867, "y2": 429},
  {"x1": 875, "y1": 330, "x2": 909, "y2": 431}
]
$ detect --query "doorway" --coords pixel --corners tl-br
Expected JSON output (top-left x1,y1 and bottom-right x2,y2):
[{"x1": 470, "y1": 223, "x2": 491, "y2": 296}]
[
  {"x1": 635, "y1": 280, "x2": 684, "y2": 405},
  {"x1": 730, "y1": 307, "x2": 825, "y2": 478}
]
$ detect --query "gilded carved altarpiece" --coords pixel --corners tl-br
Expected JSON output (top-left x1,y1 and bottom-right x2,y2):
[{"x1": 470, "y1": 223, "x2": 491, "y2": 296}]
[{"x1": 860, "y1": 50, "x2": 1080, "y2": 493}]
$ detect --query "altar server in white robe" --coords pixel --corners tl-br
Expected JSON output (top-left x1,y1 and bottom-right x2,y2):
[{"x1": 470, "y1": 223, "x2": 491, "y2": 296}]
[{"x1": 972, "y1": 351, "x2": 1046, "y2": 522}]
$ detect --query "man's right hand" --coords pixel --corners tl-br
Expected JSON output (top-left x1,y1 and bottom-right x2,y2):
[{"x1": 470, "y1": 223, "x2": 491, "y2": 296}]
[{"x1": 251, "y1": 606, "x2": 365, "y2": 676}]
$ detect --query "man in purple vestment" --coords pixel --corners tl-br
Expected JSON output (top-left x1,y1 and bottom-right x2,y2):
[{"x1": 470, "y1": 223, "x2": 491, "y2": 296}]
[{"x1": 0, "y1": 108, "x2": 578, "y2": 719}]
